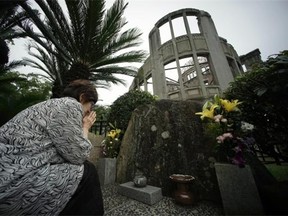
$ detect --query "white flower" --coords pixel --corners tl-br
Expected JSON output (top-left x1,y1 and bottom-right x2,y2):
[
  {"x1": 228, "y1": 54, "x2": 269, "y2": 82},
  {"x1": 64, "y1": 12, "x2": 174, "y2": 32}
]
[
  {"x1": 151, "y1": 125, "x2": 157, "y2": 131},
  {"x1": 241, "y1": 121, "x2": 254, "y2": 132},
  {"x1": 161, "y1": 131, "x2": 170, "y2": 139}
]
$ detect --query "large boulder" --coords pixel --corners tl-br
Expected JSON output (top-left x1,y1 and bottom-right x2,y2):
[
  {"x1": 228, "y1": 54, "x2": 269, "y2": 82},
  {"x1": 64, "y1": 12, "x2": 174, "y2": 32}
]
[{"x1": 116, "y1": 100, "x2": 220, "y2": 200}]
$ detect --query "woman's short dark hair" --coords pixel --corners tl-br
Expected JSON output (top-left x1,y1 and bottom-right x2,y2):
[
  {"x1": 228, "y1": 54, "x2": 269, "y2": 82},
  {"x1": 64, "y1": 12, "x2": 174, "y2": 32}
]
[{"x1": 62, "y1": 79, "x2": 98, "y2": 103}]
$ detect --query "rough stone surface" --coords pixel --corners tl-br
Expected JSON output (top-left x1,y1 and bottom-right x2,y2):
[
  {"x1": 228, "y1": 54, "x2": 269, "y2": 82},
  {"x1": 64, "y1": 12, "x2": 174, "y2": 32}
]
[
  {"x1": 116, "y1": 100, "x2": 220, "y2": 201},
  {"x1": 118, "y1": 181, "x2": 163, "y2": 205},
  {"x1": 215, "y1": 163, "x2": 264, "y2": 215}
]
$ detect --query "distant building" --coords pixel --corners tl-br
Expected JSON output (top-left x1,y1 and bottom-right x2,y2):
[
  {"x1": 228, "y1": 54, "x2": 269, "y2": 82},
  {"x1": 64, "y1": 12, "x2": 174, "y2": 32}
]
[
  {"x1": 240, "y1": 49, "x2": 262, "y2": 72},
  {"x1": 129, "y1": 8, "x2": 261, "y2": 101}
]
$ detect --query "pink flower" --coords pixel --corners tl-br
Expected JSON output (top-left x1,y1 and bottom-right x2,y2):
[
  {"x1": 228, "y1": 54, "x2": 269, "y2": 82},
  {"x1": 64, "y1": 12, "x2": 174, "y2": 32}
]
[
  {"x1": 216, "y1": 135, "x2": 224, "y2": 143},
  {"x1": 221, "y1": 118, "x2": 227, "y2": 123},
  {"x1": 216, "y1": 133, "x2": 233, "y2": 143},
  {"x1": 223, "y1": 133, "x2": 233, "y2": 138}
]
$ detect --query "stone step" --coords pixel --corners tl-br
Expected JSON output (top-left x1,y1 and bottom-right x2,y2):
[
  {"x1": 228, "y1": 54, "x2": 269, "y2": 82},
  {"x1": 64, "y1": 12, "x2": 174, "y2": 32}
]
[{"x1": 118, "y1": 181, "x2": 163, "y2": 205}]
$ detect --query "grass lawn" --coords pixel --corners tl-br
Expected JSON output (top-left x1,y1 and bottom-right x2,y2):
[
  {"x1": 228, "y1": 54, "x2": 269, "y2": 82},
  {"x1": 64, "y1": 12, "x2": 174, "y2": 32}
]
[{"x1": 265, "y1": 163, "x2": 288, "y2": 182}]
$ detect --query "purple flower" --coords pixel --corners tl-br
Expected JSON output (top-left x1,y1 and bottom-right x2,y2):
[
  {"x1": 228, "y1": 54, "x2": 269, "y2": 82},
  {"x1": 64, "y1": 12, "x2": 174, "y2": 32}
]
[{"x1": 231, "y1": 149, "x2": 245, "y2": 167}]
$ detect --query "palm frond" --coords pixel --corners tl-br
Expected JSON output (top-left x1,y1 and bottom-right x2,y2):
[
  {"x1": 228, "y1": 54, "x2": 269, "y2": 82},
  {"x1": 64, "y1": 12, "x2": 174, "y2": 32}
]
[
  {"x1": 82, "y1": 0, "x2": 105, "y2": 57},
  {"x1": 1, "y1": 60, "x2": 25, "y2": 72},
  {"x1": 19, "y1": 1, "x2": 71, "y2": 62},
  {"x1": 97, "y1": 0, "x2": 128, "y2": 48},
  {"x1": 46, "y1": 0, "x2": 77, "y2": 54},
  {"x1": 90, "y1": 50, "x2": 146, "y2": 69},
  {"x1": 23, "y1": 57, "x2": 55, "y2": 79},
  {"x1": 93, "y1": 65, "x2": 138, "y2": 75},
  {"x1": 89, "y1": 73, "x2": 126, "y2": 86},
  {"x1": 37, "y1": 0, "x2": 75, "y2": 57},
  {"x1": 0, "y1": 10, "x2": 28, "y2": 39},
  {"x1": 23, "y1": 42, "x2": 68, "y2": 83},
  {"x1": 65, "y1": 0, "x2": 86, "y2": 54},
  {"x1": 107, "y1": 28, "x2": 143, "y2": 52}
]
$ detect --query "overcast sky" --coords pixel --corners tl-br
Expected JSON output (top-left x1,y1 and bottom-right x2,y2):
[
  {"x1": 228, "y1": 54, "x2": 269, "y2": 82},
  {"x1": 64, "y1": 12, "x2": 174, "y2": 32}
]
[{"x1": 9, "y1": 0, "x2": 288, "y2": 106}]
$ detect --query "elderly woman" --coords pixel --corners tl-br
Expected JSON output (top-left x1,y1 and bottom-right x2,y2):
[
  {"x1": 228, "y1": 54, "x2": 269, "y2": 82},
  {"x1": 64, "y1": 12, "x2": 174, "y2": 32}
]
[{"x1": 0, "y1": 80, "x2": 104, "y2": 215}]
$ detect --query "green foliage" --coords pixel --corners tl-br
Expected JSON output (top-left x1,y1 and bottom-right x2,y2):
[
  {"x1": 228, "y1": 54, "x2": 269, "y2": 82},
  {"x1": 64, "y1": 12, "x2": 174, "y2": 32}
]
[
  {"x1": 93, "y1": 105, "x2": 110, "y2": 121},
  {"x1": 107, "y1": 90, "x2": 156, "y2": 132},
  {"x1": 266, "y1": 164, "x2": 288, "y2": 182},
  {"x1": 224, "y1": 50, "x2": 288, "y2": 160},
  {"x1": 0, "y1": 65, "x2": 25, "y2": 93},
  {"x1": 0, "y1": 72, "x2": 51, "y2": 126}
]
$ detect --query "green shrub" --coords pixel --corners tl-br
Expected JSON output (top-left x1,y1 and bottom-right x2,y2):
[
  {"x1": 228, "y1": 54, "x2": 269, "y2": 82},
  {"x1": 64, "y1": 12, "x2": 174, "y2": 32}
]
[
  {"x1": 266, "y1": 164, "x2": 288, "y2": 182},
  {"x1": 224, "y1": 50, "x2": 288, "y2": 161},
  {"x1": 107, "y1": 90, "x2": 156, "y2": 132},
  {"x1": 0, "y1": 73, "x2": 51, "y2": 126},
  {"x1": 94, "y1": 105, "x2": 110, "y2": 121}
]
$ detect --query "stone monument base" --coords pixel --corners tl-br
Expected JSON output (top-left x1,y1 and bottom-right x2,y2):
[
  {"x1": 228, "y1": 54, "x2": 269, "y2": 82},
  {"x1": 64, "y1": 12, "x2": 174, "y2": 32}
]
[{"x1": 118, "y1": 181, "x2": 163, "y2": 205}]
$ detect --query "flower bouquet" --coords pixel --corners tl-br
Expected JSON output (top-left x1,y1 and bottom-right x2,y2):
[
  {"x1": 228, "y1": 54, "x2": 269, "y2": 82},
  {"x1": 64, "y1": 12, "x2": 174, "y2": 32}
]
[
  {"x1": 196, "y1": 95, "x2": 254, "y2": 167},
  {"x1": 101, "y1": 124, "x2": 122, "y2": 158}
]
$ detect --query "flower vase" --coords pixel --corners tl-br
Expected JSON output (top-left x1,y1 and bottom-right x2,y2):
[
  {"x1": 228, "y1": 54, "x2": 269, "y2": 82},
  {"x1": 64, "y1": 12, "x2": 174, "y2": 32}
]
[
  {"x1": 97, "y1": 158, "x2": 116, "y2": 186},
  {"x1": 133, "y1": 175, "x2": 147, "y2": 187},
  {"x1": 169, "y1": 174, "x2": 195, "y2": 205}
]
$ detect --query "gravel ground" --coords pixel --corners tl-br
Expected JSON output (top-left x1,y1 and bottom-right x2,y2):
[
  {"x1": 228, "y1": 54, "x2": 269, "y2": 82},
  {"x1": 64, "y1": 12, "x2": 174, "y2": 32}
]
[{"x1": 102, "y1": 184, "x2": 224, "y2": 216}]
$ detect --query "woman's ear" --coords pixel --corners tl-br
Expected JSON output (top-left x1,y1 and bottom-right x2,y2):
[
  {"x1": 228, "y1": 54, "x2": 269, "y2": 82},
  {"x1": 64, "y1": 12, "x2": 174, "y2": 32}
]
[{"x1": 79, "y1": 93, "x2": 85, "y2": 103}]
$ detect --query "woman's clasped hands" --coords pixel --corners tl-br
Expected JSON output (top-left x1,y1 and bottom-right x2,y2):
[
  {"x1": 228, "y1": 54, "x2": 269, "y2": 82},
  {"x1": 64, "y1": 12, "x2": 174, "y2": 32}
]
[{"x1": 83, "y1": 111, "x2": 96, "y2": 130}]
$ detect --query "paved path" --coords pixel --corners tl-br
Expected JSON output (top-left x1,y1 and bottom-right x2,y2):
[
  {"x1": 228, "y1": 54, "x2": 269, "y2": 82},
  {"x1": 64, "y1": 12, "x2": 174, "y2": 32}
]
[{"x1": 102, "y1": 184, "x2": 223, "y2": 216}]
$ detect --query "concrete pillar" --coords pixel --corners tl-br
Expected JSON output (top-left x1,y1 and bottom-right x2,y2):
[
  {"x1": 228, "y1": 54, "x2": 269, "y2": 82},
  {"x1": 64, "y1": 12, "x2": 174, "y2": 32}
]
[
  {"x1": 149, "y1": 27, "x2": 167, "y2": 99},
  {"x1": 198, "y1": 11, "x2": 234, "y2": 91},
  {"x1": 183, "y1": 12, "x2": 208, "y2": 98},
  {"x1": 144, "y1": 76, "x2": 148, "y2": 91},
  {"x1": 232, "y1": 59, "x2": 242, "y2": 77},
  {"x1": 169, "y1": 16, "x2": 186, "y2": 100}
]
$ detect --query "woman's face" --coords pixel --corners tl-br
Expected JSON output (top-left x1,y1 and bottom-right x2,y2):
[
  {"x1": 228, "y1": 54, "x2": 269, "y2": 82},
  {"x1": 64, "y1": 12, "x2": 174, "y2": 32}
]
[
  {"x1": 81, "y1": 101, "x2": 94, "y2": 116},
  {"x1": 79, "y1": 93, "x2": 95, "y2": 116}
]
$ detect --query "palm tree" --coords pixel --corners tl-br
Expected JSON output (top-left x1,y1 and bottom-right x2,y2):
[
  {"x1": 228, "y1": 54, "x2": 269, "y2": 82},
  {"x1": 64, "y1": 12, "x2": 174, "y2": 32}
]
[
  {"x1": 23, "y1": 42, "x2": 121, "y2": 90},
  {"x1": 0, "y1": 1, "x2": 28, "y2": 65},
  {"x1": 0, "y1": 0, "x2": 29, "y2": 92},
  {"x1": 19, "y1": 0, "x2": 146, "y2": 97}
]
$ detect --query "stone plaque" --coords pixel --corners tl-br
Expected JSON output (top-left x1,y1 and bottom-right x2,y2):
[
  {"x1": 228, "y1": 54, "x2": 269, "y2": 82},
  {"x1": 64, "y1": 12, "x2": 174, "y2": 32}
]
[
  {"x1": 215, "y1": 163, "x2": 264, "y2": 215},
  {"x1": 97, "y1": 158, "x2": 116, "y2": 186}
]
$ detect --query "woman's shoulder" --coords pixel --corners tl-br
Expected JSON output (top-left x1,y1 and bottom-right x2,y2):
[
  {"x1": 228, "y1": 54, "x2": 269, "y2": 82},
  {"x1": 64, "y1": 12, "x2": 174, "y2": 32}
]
[
  {"x1": 48, "y1": 97, "x2": 81, "y2": 108},
  {"x1": 31, "y1": 97, "x2": 82, "y2": 117},
  {"x1": 48, "y1": 97, "x2": 83, "y2": 115}
]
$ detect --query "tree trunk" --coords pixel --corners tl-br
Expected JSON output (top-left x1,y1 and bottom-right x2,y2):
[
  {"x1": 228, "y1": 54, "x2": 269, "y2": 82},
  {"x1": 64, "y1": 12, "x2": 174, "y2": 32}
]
[{"x1": 0, "y1": 39, "x2": 9, "y2": 65}]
